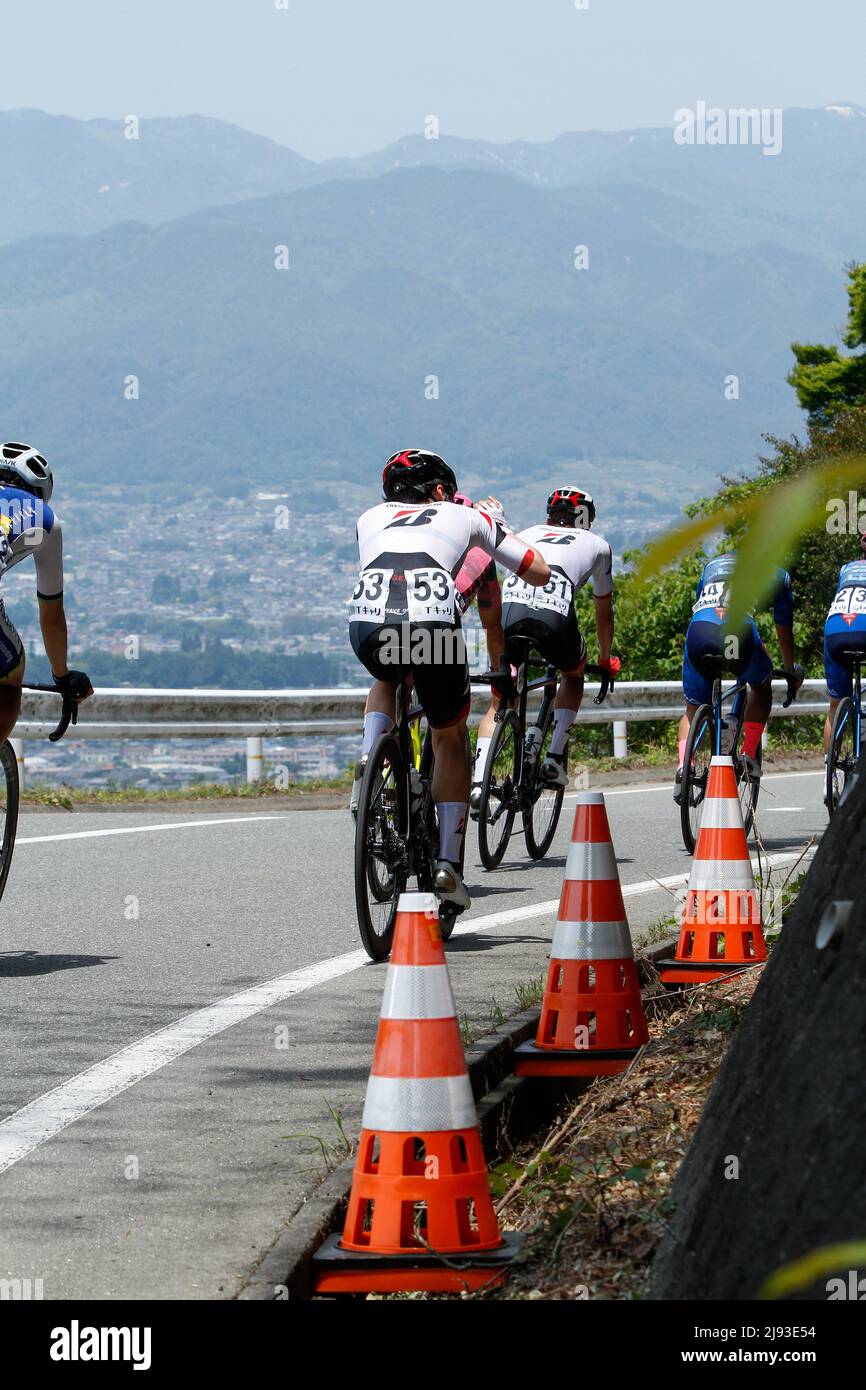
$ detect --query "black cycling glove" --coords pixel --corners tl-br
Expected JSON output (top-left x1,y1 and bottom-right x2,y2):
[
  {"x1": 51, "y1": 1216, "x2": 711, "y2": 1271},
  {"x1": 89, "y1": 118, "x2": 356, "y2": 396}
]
[{"x1": 53, "y1": 670, "x2": 93, "y2": 699}]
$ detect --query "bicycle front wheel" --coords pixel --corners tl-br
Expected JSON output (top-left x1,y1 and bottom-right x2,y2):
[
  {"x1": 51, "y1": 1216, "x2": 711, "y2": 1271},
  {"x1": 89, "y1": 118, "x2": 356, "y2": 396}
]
[
  {"x1": 737, "y1": 739, "x2": 762, "y2": 837},
  {"x1": 826, "y1": 696, "x2": 856, "y2": 817},
  {"x1": 478, "y1": 711, "x2": 520, "y2": 870},
  {"x1": 681, "y1": 705, "x2": 715, "y2": 854},
  {"x1": 523, "y1": 708, "x2": 565, "y2": 861},
  {"x1": 0, "y1": 741, "x2": 19, "y2": 906},
  {"x1": 354, "y1": 733, "x2": 407, "y2": 961}
]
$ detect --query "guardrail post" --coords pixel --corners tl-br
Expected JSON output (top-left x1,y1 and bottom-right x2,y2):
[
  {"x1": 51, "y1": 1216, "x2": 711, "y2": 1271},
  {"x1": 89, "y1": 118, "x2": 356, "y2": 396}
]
[
  {"x1": 246, "y1": 735, "x2": 264, "y2": 784},
  {"x1": 10, "y1": 736, "x2": 24, "y2": 790},
  {"x1": 613, "y1": 721, "x2": 628, "y2": 759}
]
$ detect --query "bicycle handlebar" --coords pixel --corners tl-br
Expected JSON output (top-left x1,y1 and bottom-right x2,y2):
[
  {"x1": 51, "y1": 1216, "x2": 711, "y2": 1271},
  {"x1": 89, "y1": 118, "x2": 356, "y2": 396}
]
[
  {"x1": 21, "y1": 683, "x2": 79, "y2": 743},
  {"x1": 477, "y1": 659, "x2": 615, "y2": 707},
  {"x1": 772, "y1": 666, "x2": 804, "y2": 710},
  {"x1": 584, "y1": 663, "x2": 616, "y2": 706}
]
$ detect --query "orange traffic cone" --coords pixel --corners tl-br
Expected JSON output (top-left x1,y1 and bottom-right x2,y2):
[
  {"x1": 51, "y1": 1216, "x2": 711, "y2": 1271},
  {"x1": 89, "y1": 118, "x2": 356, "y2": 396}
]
[
  {"x1": 313, "y1": 892, "x2": 522, "y2": 1294},
  {"x1": 659, "y1": 756, "x2": 766, "y2": 984},
  {"x1": 514, "y1": 791, "x2": 648, "y2": 1077}
]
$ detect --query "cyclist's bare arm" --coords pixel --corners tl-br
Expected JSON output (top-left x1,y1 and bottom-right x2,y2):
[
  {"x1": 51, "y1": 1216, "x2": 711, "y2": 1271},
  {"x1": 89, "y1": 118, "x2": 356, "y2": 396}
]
[
  {"x1": 38, "y1": 596, "x2": 72, "y2": 679},
  {"x1": 594, "y1": 592, "x2": 613, "y2": 663},
  {"x1": 774, "y1": 622, "x2": 797, "y2": 674},
  {"x1": 38, "y1": 598, "x2": 93, "y2": 701}
]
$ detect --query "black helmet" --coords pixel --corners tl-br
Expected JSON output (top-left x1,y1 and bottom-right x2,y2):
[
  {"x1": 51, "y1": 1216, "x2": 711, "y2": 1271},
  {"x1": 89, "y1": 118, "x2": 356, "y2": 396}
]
[
  {"x1": 382, "y1": 449, "x2": 458, "y2": 502},
  {"x1": 547, "y1": 484, "x2": 595, "y2": 529}
]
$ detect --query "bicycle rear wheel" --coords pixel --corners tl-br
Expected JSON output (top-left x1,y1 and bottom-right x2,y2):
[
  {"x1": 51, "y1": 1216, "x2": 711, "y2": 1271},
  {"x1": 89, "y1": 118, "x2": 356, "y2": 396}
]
[
  {"x1": 478, "y1": 711, "x2": 519, "y2": 870},
  {"x1": 523, "y1": 707, "x2": 565, "y2": 860},
  {"x1": 354, "y1": 733, "x2": 407, "y2": 961},
  {"x1": 680, "y1": 705, "x2": 715, "y2": 854},
  {"x1": 826, "y1": 696, "x2": 856, "y2": 817},
  {"x1": 0, "y1": 741, "x2": 19, "y2": 906}
]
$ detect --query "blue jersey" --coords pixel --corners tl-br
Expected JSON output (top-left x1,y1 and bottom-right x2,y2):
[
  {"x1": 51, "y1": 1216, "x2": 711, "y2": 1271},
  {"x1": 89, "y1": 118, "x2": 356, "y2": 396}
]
[
  {"x1": 690, "y1": 554, "x2": 794, "y2": 629},
  {"x1": 825, "y1": 559, "x2": 866, "y2": 636},
  {"x1": 0, "y1": 485, "x2": 64, "y2": 598}
]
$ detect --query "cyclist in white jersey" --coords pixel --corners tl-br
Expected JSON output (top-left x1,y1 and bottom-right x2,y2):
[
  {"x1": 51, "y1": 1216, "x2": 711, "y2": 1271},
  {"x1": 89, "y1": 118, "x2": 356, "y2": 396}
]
[
  {"x1": 0, "y1": 443, "x2": 93, "y2": 744},
  {"x1": 349, "y1": 449, "x2": 550, "y2": 908},
  {"x1": 501, "y1": 485, "x2": 614, "y2": 788}
]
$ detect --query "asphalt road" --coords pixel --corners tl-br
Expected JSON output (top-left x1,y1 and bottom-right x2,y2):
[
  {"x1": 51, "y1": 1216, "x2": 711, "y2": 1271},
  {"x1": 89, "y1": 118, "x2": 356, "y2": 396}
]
[{"x1": 0, "y1": 768, "x2": 824, "y2": 1299}]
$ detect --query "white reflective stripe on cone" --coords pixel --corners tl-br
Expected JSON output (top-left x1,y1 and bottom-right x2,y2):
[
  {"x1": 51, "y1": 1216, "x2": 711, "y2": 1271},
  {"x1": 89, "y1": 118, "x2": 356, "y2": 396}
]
[
  {"x1": 574, "y1": 790, "x2": 605, "y2": 805},
  {"x1": 380, "y1": 964, "x2": 456, "y2": 1021},
  {"x1": 687, "y1": 862, "x2": 756, "y2": 891},
  {"x1": 699, "y1": 798, "x2": 746, "y2": 829},
  {"x1": 710, "y1": 756, "x2": 737, "y2": 767},
  {"x1": 550, "y1": 919, "x2": 634, "y2": 961},
  {"x1": 564, "y1": 840, "x2": 618, "y2": 883},
  {"x1": 396, "y1": 891, "x2": 439, "y2": 916},
  {"x1": 362, "y1": 1073, "x2": 477, "y2": 1133}
]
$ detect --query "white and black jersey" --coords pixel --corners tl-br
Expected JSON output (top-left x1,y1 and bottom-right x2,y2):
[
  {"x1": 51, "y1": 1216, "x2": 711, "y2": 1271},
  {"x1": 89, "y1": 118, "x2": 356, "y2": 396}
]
[
  {"x1": 350, "y1": 500, "x2": 535, "y2": 628},
  {"x1": 502, "y1": 524, "x2": 612, "y2": 621}
]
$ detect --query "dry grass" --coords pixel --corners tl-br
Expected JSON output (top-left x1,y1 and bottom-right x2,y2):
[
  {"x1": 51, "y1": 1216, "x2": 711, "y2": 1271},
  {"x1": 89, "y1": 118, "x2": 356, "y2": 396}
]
[{"x1": 482, "y1": 968, "x2": 762, "y2": 1301}]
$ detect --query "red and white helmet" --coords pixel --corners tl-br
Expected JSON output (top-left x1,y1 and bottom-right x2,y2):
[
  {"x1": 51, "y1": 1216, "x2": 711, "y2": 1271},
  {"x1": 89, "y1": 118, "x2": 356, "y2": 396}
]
[{"x1": 547, "y1": 484, "x2": 595, "y2": 528}]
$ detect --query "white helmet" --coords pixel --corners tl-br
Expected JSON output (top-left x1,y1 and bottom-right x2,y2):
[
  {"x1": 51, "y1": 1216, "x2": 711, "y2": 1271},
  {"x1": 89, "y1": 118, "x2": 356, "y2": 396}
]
[{"x1": 0, "y1": 442, "x2": 53, "y2": 502}]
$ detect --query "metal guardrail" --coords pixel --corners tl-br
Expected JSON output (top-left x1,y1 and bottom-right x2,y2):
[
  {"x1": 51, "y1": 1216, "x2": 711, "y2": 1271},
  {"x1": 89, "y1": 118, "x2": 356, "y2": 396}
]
[{"x1": 9, "y1": 680, "x2": 829, "y2": 786}]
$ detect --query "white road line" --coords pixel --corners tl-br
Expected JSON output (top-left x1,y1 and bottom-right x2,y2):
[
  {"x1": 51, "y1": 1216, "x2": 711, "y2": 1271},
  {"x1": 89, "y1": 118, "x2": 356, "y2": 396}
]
[
  {"x1": 16, "y1": 816, "x2": 286, "y2": 846},
  {"x1": 0, "y1": 847, "x2": 814, "y2": 1176}
]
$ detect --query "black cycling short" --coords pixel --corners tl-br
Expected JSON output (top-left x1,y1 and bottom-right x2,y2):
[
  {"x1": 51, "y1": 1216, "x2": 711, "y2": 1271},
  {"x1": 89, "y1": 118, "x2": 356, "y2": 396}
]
[
  {"x1": 350, "y1": 619, "x2": 471, "y2": 729},
  {"x1": 502, "y1": 604, "x2": 586, "y2": 672}
]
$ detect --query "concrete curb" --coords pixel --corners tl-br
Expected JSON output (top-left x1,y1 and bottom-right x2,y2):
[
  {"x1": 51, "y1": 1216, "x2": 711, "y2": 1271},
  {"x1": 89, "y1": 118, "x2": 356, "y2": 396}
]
[{"x1": 237, "y1": 940, "x2": 678, "y2": 1301}]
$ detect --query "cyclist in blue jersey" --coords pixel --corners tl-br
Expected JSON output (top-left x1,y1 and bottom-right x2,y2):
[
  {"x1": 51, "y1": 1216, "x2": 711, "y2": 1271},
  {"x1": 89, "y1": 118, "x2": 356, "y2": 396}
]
[
  {"x1": 674, "y1": 553, "x2": 800, "y2": 802},
  {"x1": 0, "y1": 443, "x2": 92, "y2": 744},
  {"x1": 823, "y1": 533, "x2": 866, "y2": 775}
]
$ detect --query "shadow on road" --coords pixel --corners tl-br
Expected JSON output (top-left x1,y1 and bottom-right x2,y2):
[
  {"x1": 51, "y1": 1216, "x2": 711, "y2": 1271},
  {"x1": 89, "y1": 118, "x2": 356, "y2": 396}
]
[
  {"x1": 445, "y1": 931, "x2": 550, "y2": 953},
  {"x1": 0, "y1": 951, "x2": 117, "y2": 978}
]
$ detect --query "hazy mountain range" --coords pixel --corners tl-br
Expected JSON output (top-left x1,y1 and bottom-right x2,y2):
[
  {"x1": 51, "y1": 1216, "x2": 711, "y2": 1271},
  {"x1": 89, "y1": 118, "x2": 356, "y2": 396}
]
[{"x1": 0, "y1": 104, "x2": 864, "y2": 502}]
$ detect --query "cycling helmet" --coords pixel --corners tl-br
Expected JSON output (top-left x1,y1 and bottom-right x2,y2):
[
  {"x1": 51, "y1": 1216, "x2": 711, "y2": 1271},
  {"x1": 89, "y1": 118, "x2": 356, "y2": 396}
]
[
  {"x1": 0, "y1": 442, "x2": 53, "y2": 502},
  {"x1": 382, "y1": 449, "x2": 457, "y2": 502},
  {"x1": 547, "y1": 484, "x2": 595, "y2": 528}
]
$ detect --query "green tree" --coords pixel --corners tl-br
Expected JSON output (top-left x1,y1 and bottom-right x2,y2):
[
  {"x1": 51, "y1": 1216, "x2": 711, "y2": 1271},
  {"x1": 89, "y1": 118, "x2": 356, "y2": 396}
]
[{"x1": 789, "y1": 262, "x2": 866, "y2": 419}]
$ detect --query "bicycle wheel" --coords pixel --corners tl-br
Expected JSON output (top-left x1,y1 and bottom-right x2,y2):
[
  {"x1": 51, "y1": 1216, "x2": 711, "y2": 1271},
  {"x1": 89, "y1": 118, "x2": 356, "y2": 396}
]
[
  {"x1": 737, "y1": 739, "x2": 762, "y2": 837},
  {"x1": 478, "y1": 710, "x2": 520, "y2": 870},
  {"x1": 0, "y1": 741, "x2": 19, "y2": 906},
  {"x1": 826, "y1": 696, "x2": 856, "y2": 817},
  {"x1": 680, "y1": 704, "x2": 715, "y2": 854},
  {"x1": 354, "y1": 733, "x2": 407, "y2": 961},
  {"x1": 523, "y1": 707, "x2": 565, "y2": 860}
]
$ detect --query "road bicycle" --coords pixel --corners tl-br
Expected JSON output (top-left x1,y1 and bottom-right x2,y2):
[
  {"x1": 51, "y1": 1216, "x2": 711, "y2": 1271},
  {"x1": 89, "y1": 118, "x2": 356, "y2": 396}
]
[
  {"x1": 0, "y1": 684, "x2": 79, "y2": 906},
  {"x1": 474, "y1": 637, "x2": 615, "y2": 870},
  {"x1": 353, "y1": 675, "x2": 469, "y2": 962},
  {"x1": 825, "y1": 648, "x2": 865, "y2": 817},
  {"x1": 679, "y1": 660, "x2": 802, "y2": 853}
]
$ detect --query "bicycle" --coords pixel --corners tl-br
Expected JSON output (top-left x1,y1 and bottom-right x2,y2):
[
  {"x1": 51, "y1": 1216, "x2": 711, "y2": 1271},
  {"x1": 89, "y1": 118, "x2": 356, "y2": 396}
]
[
  {"x1": 679, "y1": 660, "x2": 802, "y2": 853},
  {"x1": 474, "y1": 638, "x2": 615, "y2": 871},
  {"x1": 0, "y1": 683, "x2": 79, "y2": 906},
  {"x1": 825, "y1": 648, "x2": 864, "y2": 816},
  {"x1": 353, "y1": 676, "x2": 469, "y2": 962}
]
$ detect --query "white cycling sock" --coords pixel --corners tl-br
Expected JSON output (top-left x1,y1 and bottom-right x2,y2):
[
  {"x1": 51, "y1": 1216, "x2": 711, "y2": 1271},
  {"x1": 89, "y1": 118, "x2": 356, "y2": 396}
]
[
  {"x1": 549, "y1": 709, "x2": 578, "y2": 758},
  {"x1": 437, "y1": 802, "x2": 467, "y2": 865},
  {"x1": 473, "y1": 736, "x2": 492, "y2": 784},
  {"x1": 360, "y1": 710, "x2": 392, "y2": 759}
]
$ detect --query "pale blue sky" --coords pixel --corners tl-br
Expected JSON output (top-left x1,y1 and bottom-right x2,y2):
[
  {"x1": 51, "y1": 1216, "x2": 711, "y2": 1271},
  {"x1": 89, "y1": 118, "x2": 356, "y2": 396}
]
[{"x1": 1, "y1": 0, "x2": 863, "y2": 159}]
